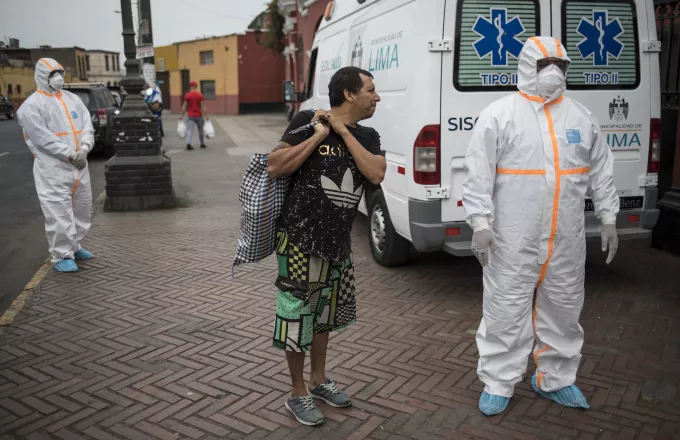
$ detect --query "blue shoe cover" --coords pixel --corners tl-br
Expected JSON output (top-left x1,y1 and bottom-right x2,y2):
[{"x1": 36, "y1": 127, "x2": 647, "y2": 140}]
[
  {"x1": 54, "y1": 259, "x2": 78, "y2": 272},
  {"x1": 479, "y1": 392, "x2": 510, "y2": 416},
  {"x1": 531, "y1": 373, "x2": 590, "y2": 408},
  {"x1": 74, "y1": 248, "x2": 94, "y2": 260}
]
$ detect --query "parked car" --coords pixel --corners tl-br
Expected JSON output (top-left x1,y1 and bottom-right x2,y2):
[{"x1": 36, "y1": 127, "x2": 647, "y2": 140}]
[
  {"x1": 63, "y1": 84, "x2": 118, "y2": 156},
  {"x1": 0, "y1": 95, "x2": 15, "y2": 120}
]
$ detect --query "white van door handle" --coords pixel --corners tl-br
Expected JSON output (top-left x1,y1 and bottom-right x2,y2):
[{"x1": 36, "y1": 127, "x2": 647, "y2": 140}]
[
  {"x1": 642, "y1": 41, "x2": 661, "y2": 53},
  {"x1": 428, "y1": 39, "x2": 452, "y2": 52}
]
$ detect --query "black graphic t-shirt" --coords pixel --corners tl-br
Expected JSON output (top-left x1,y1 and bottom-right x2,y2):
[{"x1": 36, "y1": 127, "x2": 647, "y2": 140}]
[{"x1": 278, "y1": 110, "x2": 383, "y2": 262}]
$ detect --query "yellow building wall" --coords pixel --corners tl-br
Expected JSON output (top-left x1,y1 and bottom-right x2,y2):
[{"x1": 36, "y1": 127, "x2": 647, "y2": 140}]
[
  {"x1": 177, "y1": 35, "x2": 239, "y2": 95},
  {"x1": 155, "y1": 44, "x2": 179, "y2": 72},
  {"x1": 169, "y1": 70, "x2": 182, "y2": 97},
  {"x1": 0, "y1": 67, "x2": 73, "y2": 106},
  {"x1": 174, "y1": 35, "x2": 240, "y2": 114}
]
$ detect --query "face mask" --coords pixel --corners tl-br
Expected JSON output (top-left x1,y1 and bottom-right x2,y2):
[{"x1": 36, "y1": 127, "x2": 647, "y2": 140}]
[
  {"x1": 536, "y1": 64, "x2": 566, "y2": 99},
  {"x1": 49, "y1": 74, "x2": 64, "y2": 90}
]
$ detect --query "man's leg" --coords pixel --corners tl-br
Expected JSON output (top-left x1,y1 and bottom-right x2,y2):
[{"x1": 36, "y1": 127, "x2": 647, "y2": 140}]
[
  {"x1": 276, "y1": 290, "x2": 324, "y2": 425},
  {"x1": 285, "y1": 352, "x2": 308, "y2": 397},
  {"x1": 476, "y1": 256, "x2": 536, "y2": 415},
  {"x1": 198, "y1": 118, "x2": 205, "y2": 146},
  {"x1": 307, "y1": 257, "x2": 354, "y2": 408},
  {"x1": 72, "y1": 170, "x2": 93, "y2": 259},
  {"x1": 273, "y1": 234, "x2": 324, "y2": 425},
  {"x1": 532, "y1": 240, "x2": 588, "y2": 408},
  {"x1": 186, "y1": 118, "x2": 194, "y2": 148},
  {"x1": 34, "y1": 171, "x2": 78, "y2": 269},
  {"x1": 309, "y1": 332, "x2": 329, "y2": 388}
]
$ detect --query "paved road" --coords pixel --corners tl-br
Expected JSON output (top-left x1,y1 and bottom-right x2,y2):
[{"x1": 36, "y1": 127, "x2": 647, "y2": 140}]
[
  {"x1": 0, "y1": 117, "x2": 107, "y2": 314},
  {"x1": 0, "y1": 115, "x2": 677, "y2": 439}
]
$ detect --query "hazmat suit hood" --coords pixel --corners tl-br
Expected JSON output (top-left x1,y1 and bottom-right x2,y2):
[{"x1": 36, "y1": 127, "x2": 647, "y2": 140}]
[
  {"x1": 34, "y1": 58, "x2": 65, "y2": 93},
  {"x1": 517, "y1": 37, "x2": 571, "y2": 101}
]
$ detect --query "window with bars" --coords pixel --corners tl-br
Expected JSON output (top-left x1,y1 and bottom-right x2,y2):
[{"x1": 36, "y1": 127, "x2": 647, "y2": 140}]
[
  {"x1": 454, "y1": 0, "x2": 539, "y2": 91},
  {"x1": 201, "y1": 80, "x2": 216, "y2": 100},
  {"x1": 561, "y1": 0, "x2": 639, "y2": 89},
  {"x1": 200, "y1": 50, "x2": 214, "y2": 65}
]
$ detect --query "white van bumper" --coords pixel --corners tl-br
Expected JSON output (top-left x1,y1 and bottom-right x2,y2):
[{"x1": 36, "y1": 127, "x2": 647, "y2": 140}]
[{"x1": 408, "y1": 188, "x2": 661, "y2": 257}]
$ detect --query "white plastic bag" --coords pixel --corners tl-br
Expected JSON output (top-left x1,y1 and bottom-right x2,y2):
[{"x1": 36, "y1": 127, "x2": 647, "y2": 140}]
[
  {"x1": 177, "y1": 120, "x2": 187, "y2": 138},
  {"x1": 204, "y1": 120, "x2": 216, "y2": 139}
]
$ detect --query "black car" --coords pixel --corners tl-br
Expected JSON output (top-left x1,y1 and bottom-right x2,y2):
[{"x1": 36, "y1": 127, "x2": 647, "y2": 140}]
[
  {"x1": 63, "y1": 84, "x2": 119, "y2": 155},
  {"x1": 0, "y1": 95, "x2": 15, "y2": 120}
]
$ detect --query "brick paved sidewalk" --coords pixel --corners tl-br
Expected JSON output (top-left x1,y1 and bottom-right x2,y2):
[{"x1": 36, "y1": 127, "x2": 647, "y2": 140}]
[{"x1": 1, "y1": 114, "x2": 679, "y2": 440}]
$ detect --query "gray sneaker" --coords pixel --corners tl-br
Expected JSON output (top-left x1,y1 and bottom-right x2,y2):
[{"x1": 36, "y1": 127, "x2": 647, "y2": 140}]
[
  {"x1": 284, "y1": 395, "x2": 324, "y2": 426},
  {"x1": 309, "y1": 379, "x2": 352, "y2": 408}
]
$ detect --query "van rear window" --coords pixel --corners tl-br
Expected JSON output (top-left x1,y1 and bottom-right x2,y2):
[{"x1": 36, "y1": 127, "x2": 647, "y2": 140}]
[
  {"x1": 561, "y1": 0, "x2": 639, "y2": 89},
  {"x1": 454, "y1": 0, "x2": 540, "y2": 91}
]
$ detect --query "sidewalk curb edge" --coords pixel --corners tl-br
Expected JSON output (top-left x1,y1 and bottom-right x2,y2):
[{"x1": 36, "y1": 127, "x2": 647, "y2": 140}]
[{"x1": 0, "y1": 190, "x2": 107, "y2": 328}]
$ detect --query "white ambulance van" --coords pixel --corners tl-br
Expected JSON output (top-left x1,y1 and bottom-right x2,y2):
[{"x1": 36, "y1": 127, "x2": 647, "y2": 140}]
[{"x1": 296, "y1": 0, "x2": 661, "y2": 266}]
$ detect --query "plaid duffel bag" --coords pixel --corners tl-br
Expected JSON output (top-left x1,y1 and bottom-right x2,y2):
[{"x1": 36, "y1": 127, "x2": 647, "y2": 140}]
[{"x1": 232, "y1": 153, "x2": 290, "y2": 276}]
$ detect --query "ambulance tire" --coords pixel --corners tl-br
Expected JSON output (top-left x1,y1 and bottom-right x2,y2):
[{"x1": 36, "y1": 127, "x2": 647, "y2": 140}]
[{"x1": 369, "y1": 190, "x2": 410, "y2": 267}]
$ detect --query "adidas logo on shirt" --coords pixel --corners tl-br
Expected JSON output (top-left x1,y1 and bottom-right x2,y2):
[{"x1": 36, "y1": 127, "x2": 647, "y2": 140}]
[{"x1": 320, "y1": 168, "x2": 363, "y2": 209}]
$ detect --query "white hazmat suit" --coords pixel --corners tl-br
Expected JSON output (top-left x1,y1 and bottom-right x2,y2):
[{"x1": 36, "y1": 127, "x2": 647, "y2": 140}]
[
  {"x1": 17, "y1": 58, "x2": 94, "y2": 264},
  {"x1": 463, "y1": 37, "x2": 619, "y2": 403}
]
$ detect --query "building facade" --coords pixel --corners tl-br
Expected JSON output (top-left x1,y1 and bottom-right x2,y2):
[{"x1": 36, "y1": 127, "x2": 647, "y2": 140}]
[
  {"x1": 237, "y1": 31, "x2": 286, "y2": 113},
  {"x1": 29, "y1": 47, "x2": 89, "y2": 83},
  {"x1": 155, "y1": 32, "x2": 284, "y2": 114},
  {"x1": 0, "y1": 48, "x2": 72, "y2": 107},
  {"x1": 86, "y1": 50, "x2": 122, "y2": 86}
]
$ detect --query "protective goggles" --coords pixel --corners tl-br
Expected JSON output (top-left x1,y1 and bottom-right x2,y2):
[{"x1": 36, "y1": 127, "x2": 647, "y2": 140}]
[{"x1": 537, "y1": 58, "x2": 570, "y2": 75}]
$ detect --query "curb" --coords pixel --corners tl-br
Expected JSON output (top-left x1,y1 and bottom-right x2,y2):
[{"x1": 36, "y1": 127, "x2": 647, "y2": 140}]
[{"x1": 0, "y1": 190, "x2": 107, "y2": 328}]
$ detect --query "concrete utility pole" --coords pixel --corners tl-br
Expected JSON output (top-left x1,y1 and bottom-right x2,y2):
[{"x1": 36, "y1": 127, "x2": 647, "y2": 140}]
[{"x1": 104, "y1": 0, "x2": 175, "y2": 211}]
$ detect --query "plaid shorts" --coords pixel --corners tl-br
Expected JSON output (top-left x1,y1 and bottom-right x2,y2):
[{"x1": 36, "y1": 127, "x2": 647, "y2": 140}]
[{"x1": 272, "y1": 232, "x2": 356, "y2": 352}]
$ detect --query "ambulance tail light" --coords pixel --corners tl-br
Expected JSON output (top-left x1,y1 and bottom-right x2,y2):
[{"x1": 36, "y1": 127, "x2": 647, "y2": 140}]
[
  {"x1": 413, "y1": 125, "x2": 440, "y2": 185},
  {"x1": 648, "y1": 118, "x2": 661, "y2": 173}
]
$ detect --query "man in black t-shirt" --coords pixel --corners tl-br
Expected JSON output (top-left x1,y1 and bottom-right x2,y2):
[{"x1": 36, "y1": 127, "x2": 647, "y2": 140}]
[{"x1": 268, "y1": 67, "x2": 386, "y2": 426}]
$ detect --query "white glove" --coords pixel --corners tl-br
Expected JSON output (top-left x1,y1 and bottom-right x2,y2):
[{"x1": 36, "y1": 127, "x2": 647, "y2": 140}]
[
  {"x1": 472, "y1": 230, "x2": 493, "y2": 267},
  {"x1": 601, "y1": 223, "x2": 618, "y2": 264},
  {"x1": 470, "y1": 217, "x2": 493, "y2": 267},
  {"x1": 69, "y1": 150, "x2": 87, "y2": 170}
]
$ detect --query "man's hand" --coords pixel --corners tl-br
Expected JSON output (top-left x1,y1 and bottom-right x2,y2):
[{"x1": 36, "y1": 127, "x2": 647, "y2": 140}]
[
  {"x1": 317, "y1": 110, "x2": 348, "y2": 137},
  {"x1": 471, "y1": 229, "x2": 493, "y2": 267},
  {"x1": 601, "y1": 223, "x2": 618, "y2": 264},
  {"x1": 71, "y1": 150, "x2": 87, "y2": 170},
  {"x1": 312, "y1": 110, "x2": 331, "y2": 138}
]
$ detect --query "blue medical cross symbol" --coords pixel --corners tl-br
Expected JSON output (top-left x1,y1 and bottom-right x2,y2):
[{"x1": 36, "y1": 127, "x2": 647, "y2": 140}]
[
  {"x1": 472, "y1": 8, "x2": 526, "y2": 67},
  {"x1": 576, "y1": 10, "x2": 625, "y2": 66}
]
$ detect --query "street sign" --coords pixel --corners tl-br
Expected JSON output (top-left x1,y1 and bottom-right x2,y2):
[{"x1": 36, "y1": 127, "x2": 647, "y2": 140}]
[
  {"x1": 136, "y1": 44, "x2": 154, "y2": 59},
  {"x1": 142, "y1": 63, "x2": 156, "y2": 86}
]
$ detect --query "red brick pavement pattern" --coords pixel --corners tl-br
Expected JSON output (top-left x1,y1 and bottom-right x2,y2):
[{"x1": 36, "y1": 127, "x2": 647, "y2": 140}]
[{"x1": 1, "y1": 119, "x2": 679, "y2": 439}]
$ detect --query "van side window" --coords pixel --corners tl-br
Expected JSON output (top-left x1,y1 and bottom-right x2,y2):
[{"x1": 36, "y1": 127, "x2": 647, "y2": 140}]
[
  {"x1": 305, "y1": 48, "x2": 319, "y2": 100},
  {"x1": 561, "y1": 0, "x2": 639, "y2": 89},
  {"x1": 454, "y1": 0, "x2": 540, "y2": 91}
]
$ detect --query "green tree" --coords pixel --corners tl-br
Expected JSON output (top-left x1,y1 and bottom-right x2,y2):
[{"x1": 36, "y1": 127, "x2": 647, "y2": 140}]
[{"x1": 261, "y1": 0, "x2": 285, "y2": 53}]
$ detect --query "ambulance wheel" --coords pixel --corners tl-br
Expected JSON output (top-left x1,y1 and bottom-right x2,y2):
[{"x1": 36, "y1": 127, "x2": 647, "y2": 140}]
[{"x1": 369, "y1": 190, "x2": 410, "y2": 267}]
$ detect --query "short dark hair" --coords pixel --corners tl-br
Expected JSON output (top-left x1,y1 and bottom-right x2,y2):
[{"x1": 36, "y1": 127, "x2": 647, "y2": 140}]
[{"x1": 328, "y1": 66, "x2": 373, "y2": 107}]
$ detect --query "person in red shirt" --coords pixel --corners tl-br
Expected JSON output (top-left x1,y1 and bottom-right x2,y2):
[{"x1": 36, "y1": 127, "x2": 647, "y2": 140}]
[{"x1": 179, "y1": 81, "x2": 210, "y2": 150}]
